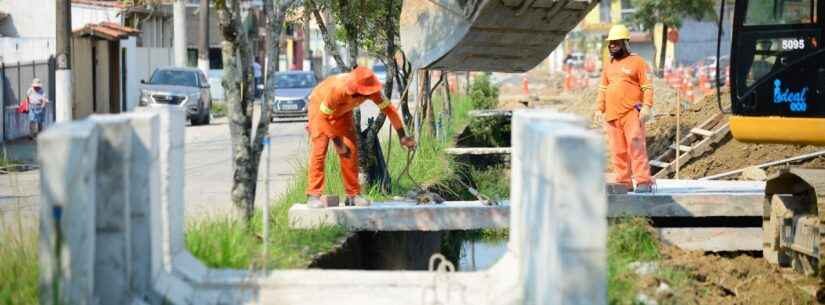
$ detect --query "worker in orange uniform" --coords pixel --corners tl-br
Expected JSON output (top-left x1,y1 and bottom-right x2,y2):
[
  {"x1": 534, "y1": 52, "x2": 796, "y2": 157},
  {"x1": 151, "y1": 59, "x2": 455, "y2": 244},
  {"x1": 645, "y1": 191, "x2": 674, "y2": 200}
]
[
  {"x1": 306, "y1": 66, "x2": 416, "y2": 208},
  {"x1": 594, "y1": 24, "x2": 654, "y2": 193}
]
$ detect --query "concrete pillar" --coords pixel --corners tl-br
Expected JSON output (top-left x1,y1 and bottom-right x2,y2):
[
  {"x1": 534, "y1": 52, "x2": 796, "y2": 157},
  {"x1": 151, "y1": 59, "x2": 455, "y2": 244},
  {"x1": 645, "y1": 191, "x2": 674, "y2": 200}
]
[
  {"x1": 125, "y1": 113, "x2": 161, "y2": 301},
  {"x1": 152, "y1": 107, "x2": 186, "y2": 274},
  {"x1": 38, "y1": 121, "x2": 99, "y2": 305},
  {"x1": 511, "y1": 110, "x2": 606, "y2": 305},
  {"x1": 89, "y1": 115, "x2": 134, "y2": 305}
]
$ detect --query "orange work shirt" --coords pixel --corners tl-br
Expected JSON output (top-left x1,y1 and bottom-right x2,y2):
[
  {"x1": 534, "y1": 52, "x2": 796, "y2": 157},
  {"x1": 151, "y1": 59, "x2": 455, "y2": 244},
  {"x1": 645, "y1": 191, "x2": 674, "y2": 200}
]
[
  {"x1": 308, "y1": 74, "x2": 404, "y2": 138},
  {"x1": 596, "y1": 54, "x2": 653, "y2": 122}
]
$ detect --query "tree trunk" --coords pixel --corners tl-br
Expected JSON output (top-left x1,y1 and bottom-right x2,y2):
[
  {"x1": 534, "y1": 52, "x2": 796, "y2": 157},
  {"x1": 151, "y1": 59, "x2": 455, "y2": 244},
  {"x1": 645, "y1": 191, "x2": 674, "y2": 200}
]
[
  {"x1": 658, "y1": 24, "x2": 668, "y2": 77},
  {"x1": 217, "y1": 0, "x2": 262, "y2": 223},
  {"x1": 308, "y1": 0, "x2": 347, "y2": 69}
]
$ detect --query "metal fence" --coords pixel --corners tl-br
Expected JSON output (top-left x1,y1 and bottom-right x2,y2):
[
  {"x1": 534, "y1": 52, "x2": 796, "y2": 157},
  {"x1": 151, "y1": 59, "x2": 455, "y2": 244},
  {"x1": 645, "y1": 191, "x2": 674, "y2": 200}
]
[{"x1": 1, "y1": 57, "x2": 56, "y2": 141}]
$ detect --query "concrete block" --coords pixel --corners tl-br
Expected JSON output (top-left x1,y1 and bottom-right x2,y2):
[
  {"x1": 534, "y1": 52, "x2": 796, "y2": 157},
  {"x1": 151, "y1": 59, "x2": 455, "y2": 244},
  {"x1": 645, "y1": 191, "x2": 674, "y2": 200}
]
[
  {"x1": 288, "y1": 201, "x2": 510, "y2": 231},
  {"x1": 509, "y1": 110, "x2": 585, "y2": 258},
  {"x1": 38, "y1": 120, "x2": 98, "y2": 305},
  {"x1": 153, "y1": 107, "x2": 186, "y2": 271},
  {"x1": 172, "y1": 251, "x2": 209, "y2": 283},
  {"x1": 510, "y1": 110, "x2": 606, "y2": 305},
  {"x1": 90, "y1": 115, "x2": 134, "y2": 305},
  {"x1": 125, "y1": 112, "x2": 161, "y2": 298}
]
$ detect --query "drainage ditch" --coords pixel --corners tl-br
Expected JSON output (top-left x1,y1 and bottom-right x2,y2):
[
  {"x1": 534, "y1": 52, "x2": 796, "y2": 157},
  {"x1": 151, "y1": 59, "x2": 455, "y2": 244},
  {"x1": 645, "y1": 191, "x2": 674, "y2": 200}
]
[{"x1": 311, "y1": 114, "x2": 513, "y2": 271}]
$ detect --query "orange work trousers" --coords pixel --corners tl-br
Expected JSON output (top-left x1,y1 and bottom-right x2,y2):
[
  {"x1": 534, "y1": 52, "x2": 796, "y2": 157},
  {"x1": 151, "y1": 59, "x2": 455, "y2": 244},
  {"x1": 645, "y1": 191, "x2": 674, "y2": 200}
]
[
  {"x1": 306, "y1": 114, "x2": 361, "y2": 197},
  {"x1": 605, "y1": 110, "x2": 653, "y2": 187}
]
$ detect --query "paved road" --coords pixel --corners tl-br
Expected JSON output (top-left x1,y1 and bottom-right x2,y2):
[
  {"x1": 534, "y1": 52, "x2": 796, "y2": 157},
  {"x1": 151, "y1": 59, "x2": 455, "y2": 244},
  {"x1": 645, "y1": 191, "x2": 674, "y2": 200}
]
[
  {"x1": 1, "y1": 103, "x2": 386, "y2": 229},
  {"x1": 183, "y1": 118, "x2": 308, "y2": 219},
  {"x1": 0, "y1": 116, "x2": 311, "y2": 228}
]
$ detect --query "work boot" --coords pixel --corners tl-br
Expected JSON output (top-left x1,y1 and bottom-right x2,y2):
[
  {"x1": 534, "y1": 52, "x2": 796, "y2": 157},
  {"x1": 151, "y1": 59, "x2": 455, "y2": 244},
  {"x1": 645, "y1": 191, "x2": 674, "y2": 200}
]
[
  {"x1": 345, "y1": 195, "x2": 371, "y2": 207},
  {"x1": 307, "y1": 195, "x2": 325, "y2": 209},
  {"x1": 634, "y1": 184, "x2": 653, "y2": 193}
]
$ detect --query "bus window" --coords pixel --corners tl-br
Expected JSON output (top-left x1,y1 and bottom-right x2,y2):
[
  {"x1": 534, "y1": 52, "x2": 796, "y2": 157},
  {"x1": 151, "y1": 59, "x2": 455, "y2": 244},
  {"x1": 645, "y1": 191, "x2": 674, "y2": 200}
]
[{"x1": 744, "y1": 0, "x2": 817, "y2": 25}]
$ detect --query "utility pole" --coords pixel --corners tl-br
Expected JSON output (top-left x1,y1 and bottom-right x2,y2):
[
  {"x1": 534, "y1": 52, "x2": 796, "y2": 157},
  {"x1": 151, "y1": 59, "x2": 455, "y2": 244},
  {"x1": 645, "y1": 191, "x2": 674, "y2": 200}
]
[
  {"x1": 198, "y1": 0, "x2": 210, "y2": 76},
  {"x1": 174, "y1": 0, "x2": 188, "y2": 67},
  {"x1": 55, "y1": 0, "x2": 72, "y2": 122}
]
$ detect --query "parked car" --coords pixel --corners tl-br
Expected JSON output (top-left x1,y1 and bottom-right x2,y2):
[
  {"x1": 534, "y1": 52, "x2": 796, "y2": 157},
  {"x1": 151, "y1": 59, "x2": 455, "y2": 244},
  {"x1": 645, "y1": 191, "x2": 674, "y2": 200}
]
[
  {"x1": 139, "y1": 67, "x2": 212, "y2": 125},
  {"x1": 270, "y1": 71, "x2": 318, "y2": 120}
]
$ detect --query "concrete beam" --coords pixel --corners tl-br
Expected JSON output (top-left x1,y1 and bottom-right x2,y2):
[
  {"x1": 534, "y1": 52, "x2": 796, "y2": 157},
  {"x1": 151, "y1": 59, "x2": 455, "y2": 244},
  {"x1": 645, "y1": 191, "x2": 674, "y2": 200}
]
[
  {"x1": 445, "y1": 147, "x2": 512, "y2": 155},
  {"x1": 38, "y1": 120, "x2": 99, "y2": 305},
  {"x1": 288, "y1": 201, "x2": 509, "y2": 231},
  {"x1": 125, "y1": 113, "x2": 160, "y2": 300},
  {"x1": 90, "y1": 115, "x2": 134, "y2": 305},
  {"x1": 657, "y1": 228, "x2": 763, "y2": 251},
  {"x1": 288, "y1": 179, "x2": 765, "y2": 231}
]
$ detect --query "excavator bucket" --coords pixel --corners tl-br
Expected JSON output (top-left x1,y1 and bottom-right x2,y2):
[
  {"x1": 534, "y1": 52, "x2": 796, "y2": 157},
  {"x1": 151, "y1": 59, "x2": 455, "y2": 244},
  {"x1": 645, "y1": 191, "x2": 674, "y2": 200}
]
[{"x1": 400, "y1": 0, "x2": 597, "y2": 72}]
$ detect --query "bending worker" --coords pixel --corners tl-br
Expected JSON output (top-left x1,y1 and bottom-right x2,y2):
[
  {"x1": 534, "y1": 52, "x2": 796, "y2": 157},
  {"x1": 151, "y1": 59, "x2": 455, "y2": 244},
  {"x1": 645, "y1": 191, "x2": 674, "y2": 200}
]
[
  {"x1": 306, "y1": 66, "x2": 416, "y2": 208},
  {"x1": 594, "y1": 24, "x2": 654, "y2": 193}
]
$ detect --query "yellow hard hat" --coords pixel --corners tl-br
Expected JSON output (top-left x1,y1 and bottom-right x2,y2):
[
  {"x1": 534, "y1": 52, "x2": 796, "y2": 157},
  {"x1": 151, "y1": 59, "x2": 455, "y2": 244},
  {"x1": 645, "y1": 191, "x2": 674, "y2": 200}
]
[{"x1": 606, "y1": 24, "x2": 631, "y2": 41}]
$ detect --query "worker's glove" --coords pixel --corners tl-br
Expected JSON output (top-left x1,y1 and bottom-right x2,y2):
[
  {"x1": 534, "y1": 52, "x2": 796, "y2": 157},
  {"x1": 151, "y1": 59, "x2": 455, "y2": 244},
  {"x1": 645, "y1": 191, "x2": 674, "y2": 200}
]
[
  {"x1": 400, "y1": 136, "x2": 417, "y2": 150},
  {"x1": 332, "y1": 137, "x2": 351, "y2": 158},
  {"x1": 592, "y1": 111, "x2": 604, "y2": 124},
  {"x1": 639, "y1": 105, "x2": 652, "y2": 123}
]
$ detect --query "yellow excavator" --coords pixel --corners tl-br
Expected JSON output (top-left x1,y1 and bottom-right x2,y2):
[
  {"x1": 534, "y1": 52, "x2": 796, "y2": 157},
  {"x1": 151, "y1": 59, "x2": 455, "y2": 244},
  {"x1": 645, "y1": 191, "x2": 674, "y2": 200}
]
[
  {"x1": 725, "y1": 0, "x2": 825, "y2": 300},
  {"x1": 400, "y1": 0, "x2": 825, "y2": 299}
]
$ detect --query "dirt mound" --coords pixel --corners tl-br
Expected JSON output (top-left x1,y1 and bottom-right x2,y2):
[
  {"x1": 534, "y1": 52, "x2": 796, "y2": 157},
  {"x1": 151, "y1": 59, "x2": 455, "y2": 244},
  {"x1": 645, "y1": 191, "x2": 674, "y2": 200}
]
[
  {"x1": 648, "y1": 246, "x2": 815, "y2": 305},
  {"x1": 644, "y1": 91, "x2": 825, "y2": 179}
]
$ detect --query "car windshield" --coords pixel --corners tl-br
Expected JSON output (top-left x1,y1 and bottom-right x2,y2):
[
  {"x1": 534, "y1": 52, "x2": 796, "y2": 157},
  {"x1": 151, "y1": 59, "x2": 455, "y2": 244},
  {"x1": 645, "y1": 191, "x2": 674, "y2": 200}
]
[
  {"x1": 274, "y1": 73, "x2": 316, "y2": 88},
  {"x1": 150, "y1": 70, "x2": 198, "y2": 87}
]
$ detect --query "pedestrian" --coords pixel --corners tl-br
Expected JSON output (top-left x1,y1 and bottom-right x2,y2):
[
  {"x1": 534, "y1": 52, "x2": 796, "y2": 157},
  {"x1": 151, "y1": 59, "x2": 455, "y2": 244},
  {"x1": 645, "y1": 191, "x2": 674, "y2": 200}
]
[
  {"x1": 252, "y1": 57, "x2": 262, "y2": 98},
  {"x1": 306, "y1": 66, "x2": 416, "y2": 208},
  {"x1": 593, "y1": 24, "x2": 655, "y2": 193},
  {"x1": 27, "y1": 78, "x2": 49, "y2": 139}
]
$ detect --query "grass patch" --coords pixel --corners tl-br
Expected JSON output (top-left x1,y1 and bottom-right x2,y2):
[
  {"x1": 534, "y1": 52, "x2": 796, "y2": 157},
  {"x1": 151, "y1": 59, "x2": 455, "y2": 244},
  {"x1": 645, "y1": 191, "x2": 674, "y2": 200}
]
[
  {"x1": 0, "y1": 216, "x2": 39, "y2": 305},
  {"x1": 211, "y1": 100, "x2": 227, "y2": 118},
  {"x1": 607, "y1": 218, "x2": 691, "y2": 305}
]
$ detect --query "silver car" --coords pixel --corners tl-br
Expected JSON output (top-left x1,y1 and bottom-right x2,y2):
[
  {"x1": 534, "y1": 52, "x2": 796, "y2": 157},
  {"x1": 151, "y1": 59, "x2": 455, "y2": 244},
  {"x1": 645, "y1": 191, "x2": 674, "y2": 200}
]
[
  {"x1": 139, "y1": 67, "x2": 212, "y2": 125},
  {"x1": 270, "y1": 71, "x2": 317, "y2": 120}
]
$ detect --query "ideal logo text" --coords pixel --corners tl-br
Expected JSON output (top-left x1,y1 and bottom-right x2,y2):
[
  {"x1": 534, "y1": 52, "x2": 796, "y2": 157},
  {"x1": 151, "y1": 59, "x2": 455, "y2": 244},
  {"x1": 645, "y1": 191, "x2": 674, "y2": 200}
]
[{"x1": 773, "y1": 79, "x2": 808, "y2": 112}]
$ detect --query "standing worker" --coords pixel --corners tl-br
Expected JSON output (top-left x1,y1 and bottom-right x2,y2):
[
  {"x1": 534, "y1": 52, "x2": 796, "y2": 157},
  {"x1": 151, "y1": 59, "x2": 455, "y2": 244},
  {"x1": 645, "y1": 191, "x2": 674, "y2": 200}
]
[
  {"x1": 27, "y1": 79, "x2": 49, "y2": 139},
  {"x1": 594, "y1": 24, "x2": 654, "y2": 193},
  {"x1": 306, "y1": 66, "x2": 416, "y2": 208}
]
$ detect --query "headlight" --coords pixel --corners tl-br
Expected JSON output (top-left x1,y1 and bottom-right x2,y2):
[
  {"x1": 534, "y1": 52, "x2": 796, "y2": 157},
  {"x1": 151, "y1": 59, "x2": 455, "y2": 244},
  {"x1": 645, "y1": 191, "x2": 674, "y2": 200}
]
[{"x1": 188, "y1": 93, "x2": 200, "y2": 103}]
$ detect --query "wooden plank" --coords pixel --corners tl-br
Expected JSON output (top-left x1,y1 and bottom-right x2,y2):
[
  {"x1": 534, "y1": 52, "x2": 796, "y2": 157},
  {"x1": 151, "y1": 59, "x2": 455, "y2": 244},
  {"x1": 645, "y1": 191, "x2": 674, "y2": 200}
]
[
  {"x1": 657, "y1": 227, "x2": 762, "y2": 251},
  {"x1": 669, "y1": 144, "x2": 693, "y2": 152},
  {"x1": 690, "y1": 128, "x2": 714, "y2": 137},
  {"x1": 445, "y1": 147, "x2": 512, "y2": 155},
  {"x1": 649, "y1": 160, "x2": 669, "y2": 168},
  {"x1": 608, "y1": 194, "x2": 763, "y2": 217}
]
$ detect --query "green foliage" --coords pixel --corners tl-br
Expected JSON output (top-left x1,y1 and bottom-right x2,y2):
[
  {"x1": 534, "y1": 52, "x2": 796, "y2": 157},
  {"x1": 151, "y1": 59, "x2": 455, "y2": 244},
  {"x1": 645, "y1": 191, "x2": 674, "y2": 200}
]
[
  {"x1": 0, "y1": 218, "x2": 38, "y2": 305},
  {"x1": 630, "y1": 0, "x2": 717, "y2": 29},
  {"x1": 312, "y1": 0, "x2": 402, "y2": 60},
  {"x1": 469, "y1": 73, "x2": 499, "y2": 110},
  {"x1": 211, "y1": 101, "x2": 227, "y2": 118}
]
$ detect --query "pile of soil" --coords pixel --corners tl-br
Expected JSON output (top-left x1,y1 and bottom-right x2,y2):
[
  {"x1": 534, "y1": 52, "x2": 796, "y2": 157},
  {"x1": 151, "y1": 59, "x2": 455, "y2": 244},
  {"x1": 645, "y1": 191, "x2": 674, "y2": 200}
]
[
  {"x1": 638, "y1": 246, "x2": 816, "y2": 305},
  {"x1": 644, "y1": 91, "x2": 825, "y2": 179}
]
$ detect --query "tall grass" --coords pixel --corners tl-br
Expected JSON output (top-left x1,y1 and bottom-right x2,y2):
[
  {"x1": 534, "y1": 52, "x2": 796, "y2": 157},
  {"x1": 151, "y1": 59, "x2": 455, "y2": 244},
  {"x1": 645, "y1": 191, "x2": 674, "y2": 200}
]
[{"x1": 0, "y1": 212, "x2": 39, "y2": 305}]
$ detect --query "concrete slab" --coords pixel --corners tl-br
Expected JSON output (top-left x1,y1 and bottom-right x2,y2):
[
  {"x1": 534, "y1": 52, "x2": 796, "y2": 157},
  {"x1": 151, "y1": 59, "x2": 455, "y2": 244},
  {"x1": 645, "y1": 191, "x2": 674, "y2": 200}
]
[
  {"x1": 289, "y1": 180, "x2": 766, "y2": 231},
  {"x1": 657, "y1": 227, "x2": 763, "y2": 251},
  {"x1": 288, "y1": 201, "x2": 509, "y2": 231}
]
